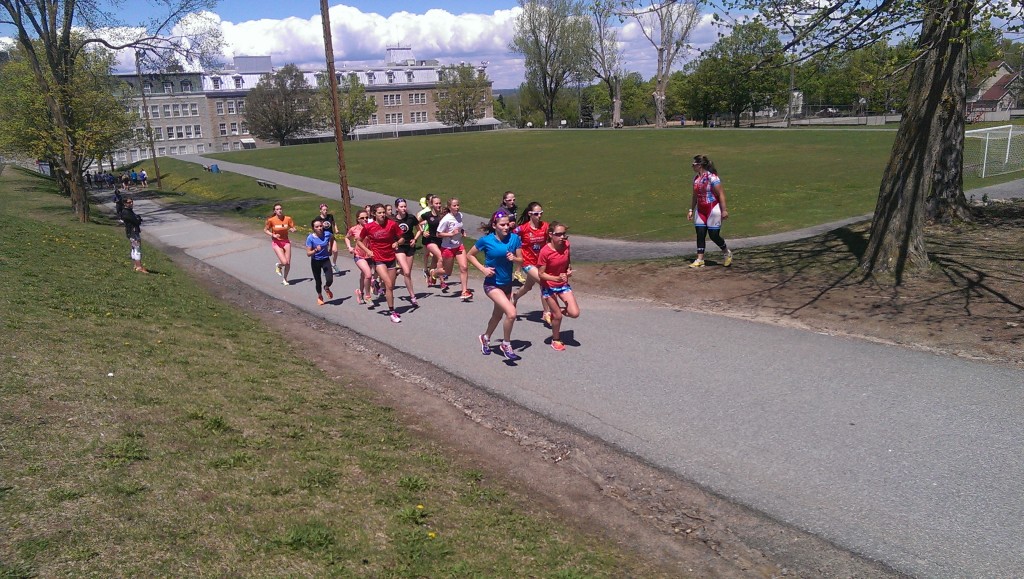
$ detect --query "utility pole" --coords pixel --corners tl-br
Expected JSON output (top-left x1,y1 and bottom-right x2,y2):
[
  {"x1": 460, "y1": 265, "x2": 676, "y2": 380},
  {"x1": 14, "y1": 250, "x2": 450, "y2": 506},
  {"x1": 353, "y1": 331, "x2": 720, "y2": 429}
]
[
  {"x1": 135, "y1": 50, "x2": 162, "y2": 188},
  {"x1": 320, "y1": 0, "x2": 353, "y2": 230}
]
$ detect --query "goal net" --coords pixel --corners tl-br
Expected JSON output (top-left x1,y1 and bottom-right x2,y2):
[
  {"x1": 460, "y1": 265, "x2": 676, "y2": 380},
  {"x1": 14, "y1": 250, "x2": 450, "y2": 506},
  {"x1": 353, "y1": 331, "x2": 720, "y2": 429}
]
[{"x1": 964, "y1": 125, "x2": 1024, "y2": 178}]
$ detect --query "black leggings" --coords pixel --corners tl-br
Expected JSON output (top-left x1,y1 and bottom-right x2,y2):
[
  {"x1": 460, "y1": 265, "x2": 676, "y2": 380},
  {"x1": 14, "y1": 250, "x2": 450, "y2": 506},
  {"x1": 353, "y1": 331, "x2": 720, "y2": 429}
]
[
  {"x1": 695, "y1": 226, "x2": 727, "y2": 255},
  {"x1": 311, "y1": 257, "x2": 333, "y2": 294}
]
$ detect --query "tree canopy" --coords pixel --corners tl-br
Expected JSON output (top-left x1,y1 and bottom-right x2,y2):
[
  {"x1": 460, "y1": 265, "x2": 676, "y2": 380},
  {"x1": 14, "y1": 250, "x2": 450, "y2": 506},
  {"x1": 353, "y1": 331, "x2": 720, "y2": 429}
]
[
  {"x1": 435, "y1": 64, "x2": 493, "y2": 127},
  {"x1": 245, "y1": 64, "x2": 323, "y2": 145}
]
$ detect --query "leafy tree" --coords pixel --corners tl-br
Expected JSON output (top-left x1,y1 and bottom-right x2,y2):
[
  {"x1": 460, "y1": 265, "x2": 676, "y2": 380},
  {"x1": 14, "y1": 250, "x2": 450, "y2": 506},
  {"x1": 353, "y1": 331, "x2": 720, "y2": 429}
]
[
  {"x1": 0, "y1": 0, "x2": 221, "y2": 221},
  {"x1": 723, "y1": 0, "x2": 1023, "y2": 279},
  {"x1": 702, "y1": 21, "x2": 786, "y2": 127},
  {"x1": 678, "y1": 59, "x2": 724, "y2": 126},
  {"x1": 510, "y1": 0, "x2": 593, "y2": 124},
  {"x1": 314, "y1": 74, "x2": 377, "y2": 135},
  {"x1": 624, "y1": 0, "x2": 700, "y2": 127},
  {"x1": 587, "y1": 0, "x2": 624, "y2": 127},
  {"x1": 435, "y1": 63, "x2": 492, "y2": 127},
  {"x1": 246, "y1": 64, "x2": 323, "y2": 145},
  {"x1": 619, "y1": 71, "x2": 655, "y2": 125}
]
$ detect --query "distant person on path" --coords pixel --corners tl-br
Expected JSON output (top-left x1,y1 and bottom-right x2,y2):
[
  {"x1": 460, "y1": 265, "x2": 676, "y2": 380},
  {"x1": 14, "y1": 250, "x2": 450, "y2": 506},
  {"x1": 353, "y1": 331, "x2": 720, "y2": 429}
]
[
  {"x1": 317, "y1": 203, "x2": 341, "y2": 274},
  {"x1": 432, "y1": 198, "x2": 471, "y2": 299},
  {"x1": 537, "y1": 221, "x2": 579, "y2": 352},
  {"x1": 113, "y1": 186, "x2": 125, "y2": 220},
  {"x1": 688, "y1": 154, "x2": 732, "y2": 268},
  {"x1": 344, "y1": 210, "x2": 374, "y2": 305},
  {"x1": 392, "y1": 198, "x2": 421, "y2": 307},
  {"x1": 264, "y1": 203, "x2": 297, "y2": 285},
  {"x1": 511, "y1": 201, "x2": 552, "y2": 325},
  {"x1": 469, "y1": 210, "x2": 523, "y2": 361},
  {"x1": 419, "y1": 195, "x2": 444, "y2": 286},
  {"x1": 357, "y1": 203, "x2": 404, "y2": 323},
  {"x1": 139, "y1": 169, "x2": 148, "y2": 188},
  {"x1": 119, "y1": 197, "x2": 148, "y2": 273},
  {"x1": 305, "y1": 218, "x2": 334, "y2": 306}
]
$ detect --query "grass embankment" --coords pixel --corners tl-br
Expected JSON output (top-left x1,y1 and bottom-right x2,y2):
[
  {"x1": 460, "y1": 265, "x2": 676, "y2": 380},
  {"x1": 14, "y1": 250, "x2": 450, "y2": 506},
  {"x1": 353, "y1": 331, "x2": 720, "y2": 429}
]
[{"x1": 0, "y1": 167, "x2": 663, "y2": 576}]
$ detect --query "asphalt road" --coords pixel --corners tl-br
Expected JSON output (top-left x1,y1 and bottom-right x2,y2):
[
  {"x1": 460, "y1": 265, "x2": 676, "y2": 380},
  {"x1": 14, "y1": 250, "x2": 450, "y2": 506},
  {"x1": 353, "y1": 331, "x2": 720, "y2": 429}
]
[{"x1": 132, "y1": 159, "x2": 1024, "y2": 577}]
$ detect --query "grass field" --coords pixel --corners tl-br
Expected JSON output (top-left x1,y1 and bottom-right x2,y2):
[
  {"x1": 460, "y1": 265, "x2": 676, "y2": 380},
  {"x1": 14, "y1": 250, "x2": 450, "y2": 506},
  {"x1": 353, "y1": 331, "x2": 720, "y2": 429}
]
[{"x1": 0, "y1": 166, "x2": 664, "y2": 577}]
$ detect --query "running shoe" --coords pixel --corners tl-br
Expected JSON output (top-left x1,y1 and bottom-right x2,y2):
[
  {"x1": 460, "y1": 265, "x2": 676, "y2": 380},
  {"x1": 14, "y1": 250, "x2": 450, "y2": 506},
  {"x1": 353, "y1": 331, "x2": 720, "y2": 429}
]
[
  {"x1": 370, "y1": 278, "x2": 380, "y2": 295},
  {"x1": 377, "y1": 284, "x2": 385, "y2": 297},
  {"x1": 542, "y1": 312, "x2": 553, "y2": 327},
  {"x1": 551, "y1": 340, "x2": 566, "y2": 352},
  {"x1": 440, "y1": 279, "x2": 449, "y2": 293},
  {"x1": 409, "y1": 295, "x2": 419, "y2": 307},
  {"x1": 355, "y1": 288, "x2": 364, "y2": 304},
  {"x1": 688, "y1": 259, "x2": 705, "y2": 268},
  {"x1": 478, "y1": 334, "x2": 491, "y2": 355},
  {"x1": 282, "y1": 279, "x2": 290, "y2": 286},
  {"x1": 499, "y1": 343, "x2": 520, "y2": 361},
  {"x1": 513, "y1": 269, "x2": 527, "y2": 283},
  {"x1": 317, "y1": 295, "x2": 325, "y2": 306},
  {"x1": 325, "y1": 287, "x2": 333, "y2": 300},
  {"x1": 460, "y1": 290, "x2": 473, "y2": 302},
  {"x1": 275, "y1": 263, "x2": 282, "y2": 276},
  {"x1": 389, "y1": 311, "x2": 402, "y2": 324},
  {"x1": 723, "y1": 251, "x2": 733, "y2": 267}
]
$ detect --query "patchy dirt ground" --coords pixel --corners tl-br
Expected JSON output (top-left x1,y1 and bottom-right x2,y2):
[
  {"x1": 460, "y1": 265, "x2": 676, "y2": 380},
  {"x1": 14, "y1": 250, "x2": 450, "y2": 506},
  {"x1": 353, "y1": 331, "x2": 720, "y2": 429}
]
[
  {"x1": 151, "y1": 200, "x2": 1022, "y2": 577},
  {"x1": 575, "y1": 200, "x2": 1024, "y2": 368}
]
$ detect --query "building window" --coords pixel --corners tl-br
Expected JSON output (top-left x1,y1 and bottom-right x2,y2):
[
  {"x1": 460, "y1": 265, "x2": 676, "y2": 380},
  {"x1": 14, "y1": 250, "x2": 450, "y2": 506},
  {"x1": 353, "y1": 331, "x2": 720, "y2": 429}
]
[
  {"x1": 212, "y1": 77, "x2": 222, "y2": 90},
  {"x1": 370, "y1": 114, "x2": 378, "y2": 125},
  {"x1": 241, "y1": 122, "x2": 249, "y2": 135},
  {"x1": 190, "y1": 103, "x2": 198, "y2": 116},
  {"x1": 143, "y1": 82, "x2": 152, "y2": 95},
  {"x1": 129, "y1": 150, "x2": 139, "y2": 162},
  {"x1": 193, "y1": 125, "x2": 203, "y2": 138},
  {"x1": 410, "y1": 111, "x2": 428, "y2": 123},
  {"x1": 163, "y1": 81, "x2": 173, "y2": 94},
  {"x1": 384, "y1": 113, "x2": 403, "y2": 124},
  {"x1": 162, "y1": 104, "x2": 171, "y2": 117},
  {"x1": 175, "y1": 126, "x2": 185, "y2": 139},
  {"x1": 172, "y1": 104, "x2": 181, "y2": 117},
  {"x1": 181, "y1": 80, "x2": 193, "y2": 93},
  {"x1": 221, "y1": 142, "x2": 230, "y2": 152},
  {"x1": 383, "y1": 94, "x2": 402, "y2": 107},
  {"x1": 150, "y1": 105, "x2": 160, "y2": 119},
  {"x1": 215, "y1": 101, "x2": 224, "y2": 115},
  {"x1": 366, "y1": 72, "x2": 375, "y2": 85},
  {"x1": 158, "y1": 147, "x2": 166, "y2": 156},
  {"x1": 169, "y1": 146, "x2": 178, "y2": 155},
  {"x1": 226, "y1": 101, "x2": 236, "y2": 114},
  {"x1": 410, "y1": 92, "x2": 427, "y2": 105},
  {"x1": 386, "y1": 70, "x2": 395, "y2": 84},
  {"x1": 230, "y1": 122, "x2": 238, "y2": 135},
  {"x1": 185, "y1": 125, "x2": 194, "y2": 138},
  {"x1": 406, "y1": 70, "x2": 415, "y2": 82},
  {"x1": 231, "y1": 141, "x2": 241, "y2": 150},
  {"x1": 219, "y1": 123, "x2": 227, "y2": 136},
  {"x1": 196, "y1": 144, "x2": 205, "y2": 153},
  {"x1": 237, "y1": 100, "x2": 245, "y2": 113},
  {"x1": 140, "y1": 149, "x2": 149, "y2": 160},
  {"x1": 153, "y1": 127, "x2": 163, "y2": 140},
  {"x1": 233, "y1": 77, "x2": 243, "y2": 89}
]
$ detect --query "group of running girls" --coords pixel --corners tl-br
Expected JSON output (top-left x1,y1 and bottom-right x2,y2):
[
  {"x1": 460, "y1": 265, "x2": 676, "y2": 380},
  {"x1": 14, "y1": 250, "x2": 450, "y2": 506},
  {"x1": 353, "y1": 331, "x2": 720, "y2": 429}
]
[{"x1": 264, "y1": 193, "x2": 581, "y2": 360}]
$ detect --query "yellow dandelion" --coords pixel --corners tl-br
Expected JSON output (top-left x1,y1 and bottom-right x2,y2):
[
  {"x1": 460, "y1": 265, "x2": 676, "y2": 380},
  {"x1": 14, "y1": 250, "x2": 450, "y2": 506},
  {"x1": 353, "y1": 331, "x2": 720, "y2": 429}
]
[
  {"x1": 416, "y1": 504, "x2": 424, "y2": 510},
  {"x1": 427, "y1": 532, "x2": 436, "y2": 539}
]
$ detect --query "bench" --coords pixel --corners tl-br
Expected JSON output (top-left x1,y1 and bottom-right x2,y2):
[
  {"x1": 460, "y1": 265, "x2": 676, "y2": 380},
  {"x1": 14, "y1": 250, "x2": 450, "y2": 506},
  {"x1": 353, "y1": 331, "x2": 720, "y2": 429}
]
[{"x1": 256, "y1": 179, "x2": 278, "y2": 189}]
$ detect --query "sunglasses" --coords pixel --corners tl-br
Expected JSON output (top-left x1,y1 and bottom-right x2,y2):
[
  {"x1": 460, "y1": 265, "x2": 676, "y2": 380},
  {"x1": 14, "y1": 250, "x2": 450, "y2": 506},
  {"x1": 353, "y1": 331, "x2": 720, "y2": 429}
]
[
  {"x1": 530, "y1": 211, "x2": 543, "y2": 216},
  {"x1": 552, "y1": 231, "x2": 567, "y2": 237},
  {"x1": 357, "y1": 216, "x2": 368, "y2": 220}
]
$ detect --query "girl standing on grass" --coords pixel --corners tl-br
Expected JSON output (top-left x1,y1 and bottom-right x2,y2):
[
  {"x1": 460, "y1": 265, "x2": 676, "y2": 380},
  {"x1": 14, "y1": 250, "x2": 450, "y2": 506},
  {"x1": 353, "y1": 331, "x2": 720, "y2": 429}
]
[
  {"x1": 264, "y1": 203, "x2": 296, "y2": 285},
  {"x1": 432, "y1": 198, "x2": 471, "y2": 300},
  {"x1": 419, "y1": 195, "x2": 445, "y2": 286},
  {"x1": 392, "y1": 198, "x2": 422, "y2": 306},
  {"x1": 469, "y1": 211, "x2": 523, "y2": 361},
  {"x1": 688, "y1": 154, "x2": 732, "y2": 268},
  {"x1": 357, "y1": 203, "x2": 405, "y2": 324},
  {"x1": 511, "y1": 201, "x2": 552, "y2": 325},
  {"x1": 537, "y1": 221, "x2": 580, "y2": 352},
  {"x1": 119, "y1": 197, "x2": 148, "y2": 273},
  {"x1": 305, "y1": 218, "x2": 334, "y2": 306},
  {"x1": 344, "y1": 210, "x2": 374, "y2": 305}
]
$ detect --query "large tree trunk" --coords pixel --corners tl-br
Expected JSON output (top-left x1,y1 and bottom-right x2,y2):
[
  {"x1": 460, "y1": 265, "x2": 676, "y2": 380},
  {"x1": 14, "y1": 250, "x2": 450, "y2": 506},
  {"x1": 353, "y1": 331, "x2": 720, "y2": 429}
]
[{"x1": 860, "y1": 0, "x2": 972, "y2": 281}]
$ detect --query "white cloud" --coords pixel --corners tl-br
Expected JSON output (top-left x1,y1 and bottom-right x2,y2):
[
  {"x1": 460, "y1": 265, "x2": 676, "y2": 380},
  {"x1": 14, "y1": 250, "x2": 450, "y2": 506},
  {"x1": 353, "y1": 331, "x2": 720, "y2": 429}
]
[{"x1": 106, "y1": 4, "x2": 726, "y2": 88}]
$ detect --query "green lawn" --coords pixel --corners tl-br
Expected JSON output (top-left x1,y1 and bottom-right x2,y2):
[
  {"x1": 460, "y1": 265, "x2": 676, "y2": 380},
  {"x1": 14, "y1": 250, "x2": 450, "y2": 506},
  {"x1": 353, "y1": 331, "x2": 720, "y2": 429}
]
[{"x1": 0, "y1": 166, "x2": 666, "y2": 577}]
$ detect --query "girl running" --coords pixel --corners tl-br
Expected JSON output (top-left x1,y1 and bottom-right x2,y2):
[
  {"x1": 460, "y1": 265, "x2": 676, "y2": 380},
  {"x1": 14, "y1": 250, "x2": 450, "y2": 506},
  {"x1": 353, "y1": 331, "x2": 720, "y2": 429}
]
[
  {"x1": 537, "y1": 221, "x2": 580, "y2": 352},
  {"x1": 264, "y1": 203, "x2": 296, "y2": 285},
  {"x1": 419, "y1": 195, "x2": 444, "y2": 286},
  {"x1": 432, "y1": 198, "x2": 471, "y2": 300},
  {"x1": 392, "y1": 197, "x2": 421, "y2": 306},
  {"x1": 688, "y1": 154, "x2": 733, "y2": 268},
  {"x1": 468, "y1": 210, "x2": 523, "y2": 361},
  {"x1": 357, "y1": 203, "x2": 404, "y2": 323},
  {"x1": 511, "y1": 201, "x2": 552, "y2": 325},
  {"x1": 317, "y1": 203, "x2": 341, "y2": 274},
  {"x1": 344, "y1": 210, "x2": 373, "y2": 305},
  {"x1": 305, "y1": 218, "x2": 334, "y2": 305}
]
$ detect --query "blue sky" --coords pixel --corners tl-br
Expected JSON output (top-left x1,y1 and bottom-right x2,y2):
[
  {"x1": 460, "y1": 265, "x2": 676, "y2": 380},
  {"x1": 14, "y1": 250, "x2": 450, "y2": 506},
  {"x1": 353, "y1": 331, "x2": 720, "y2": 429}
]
[{"x1": 1, "y1": 1, "x2": 721, "y2": 88}]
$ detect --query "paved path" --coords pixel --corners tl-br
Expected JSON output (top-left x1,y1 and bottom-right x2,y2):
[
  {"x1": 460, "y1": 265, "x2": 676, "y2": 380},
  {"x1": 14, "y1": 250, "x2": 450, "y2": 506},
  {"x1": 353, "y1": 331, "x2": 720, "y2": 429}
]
[{"x1": 141, "y1": 159, "x2": 1024, "y2": 577}]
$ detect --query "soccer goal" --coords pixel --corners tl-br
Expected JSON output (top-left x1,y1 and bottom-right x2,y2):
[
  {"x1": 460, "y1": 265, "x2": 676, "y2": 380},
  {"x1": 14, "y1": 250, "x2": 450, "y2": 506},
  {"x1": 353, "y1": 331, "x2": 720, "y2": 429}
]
[{"x1": 964, "y1": 125, "x2": 1024, "y2": 178}]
